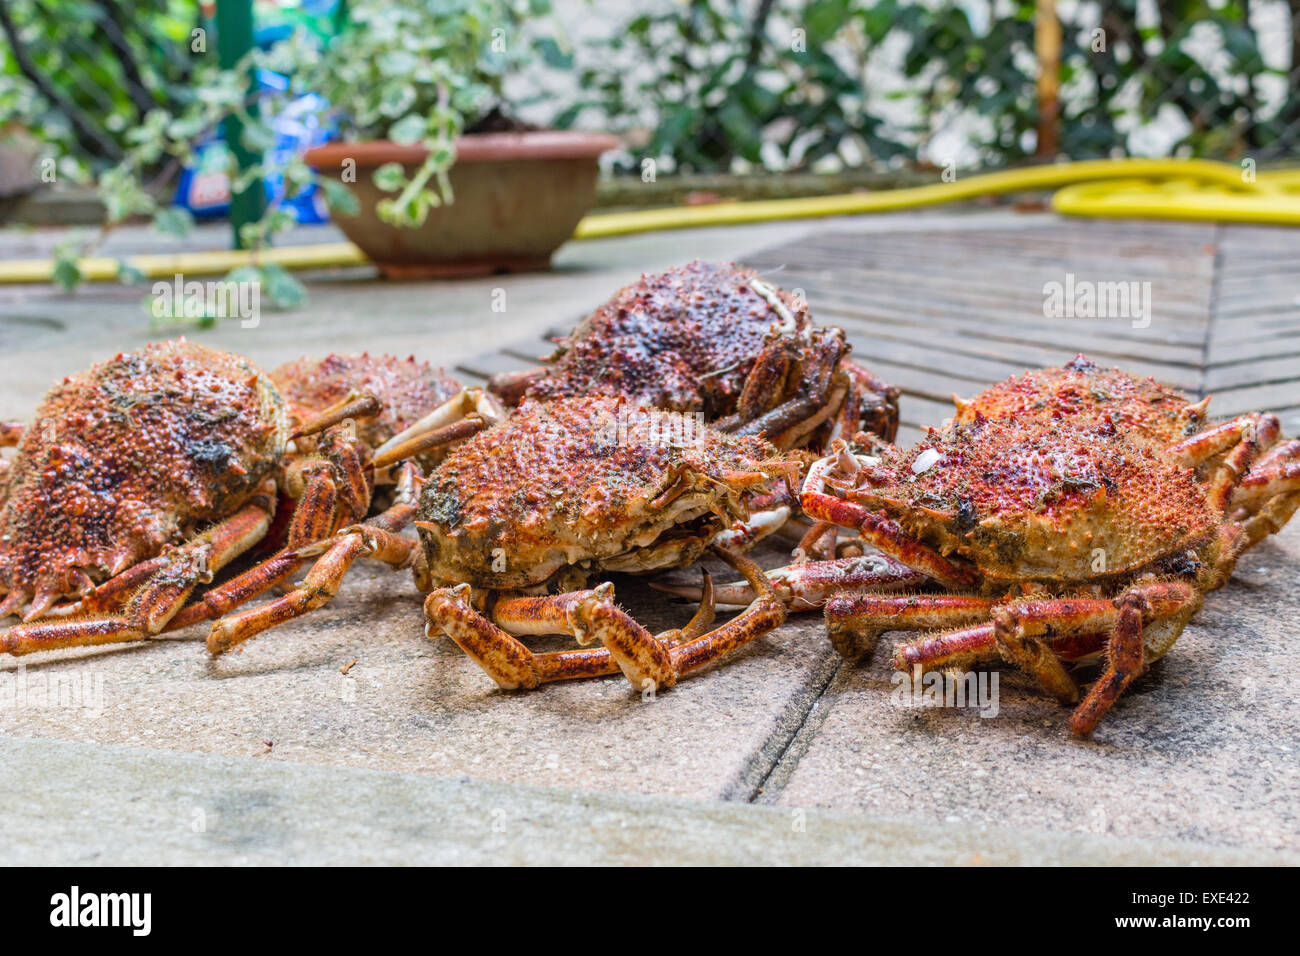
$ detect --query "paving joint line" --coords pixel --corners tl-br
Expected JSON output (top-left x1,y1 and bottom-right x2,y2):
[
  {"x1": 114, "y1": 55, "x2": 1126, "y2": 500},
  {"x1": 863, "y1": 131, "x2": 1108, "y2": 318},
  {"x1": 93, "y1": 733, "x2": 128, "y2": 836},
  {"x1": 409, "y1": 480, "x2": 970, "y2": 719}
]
[{"x1": 736, "y1": 652, "x2": 844, "y2": 805}]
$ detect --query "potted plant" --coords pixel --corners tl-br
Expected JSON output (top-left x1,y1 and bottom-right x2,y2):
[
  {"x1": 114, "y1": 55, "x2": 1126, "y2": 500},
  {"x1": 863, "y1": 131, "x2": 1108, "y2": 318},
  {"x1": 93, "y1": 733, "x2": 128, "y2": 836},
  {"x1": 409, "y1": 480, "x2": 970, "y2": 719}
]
[{"x1": 89, "y1": 0, "x2": 617, "y2": 297}]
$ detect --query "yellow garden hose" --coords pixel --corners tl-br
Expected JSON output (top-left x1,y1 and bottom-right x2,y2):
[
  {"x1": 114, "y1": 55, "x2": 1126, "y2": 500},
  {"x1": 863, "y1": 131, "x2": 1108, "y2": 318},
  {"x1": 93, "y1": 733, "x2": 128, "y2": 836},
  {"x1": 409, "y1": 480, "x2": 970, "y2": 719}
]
[
  {"x1": 1052, "y1": 168, "x2": 1300, "y2": 225},
  {"x1": 0, "y1": 158, "x2": 1291, "y2": 284}
]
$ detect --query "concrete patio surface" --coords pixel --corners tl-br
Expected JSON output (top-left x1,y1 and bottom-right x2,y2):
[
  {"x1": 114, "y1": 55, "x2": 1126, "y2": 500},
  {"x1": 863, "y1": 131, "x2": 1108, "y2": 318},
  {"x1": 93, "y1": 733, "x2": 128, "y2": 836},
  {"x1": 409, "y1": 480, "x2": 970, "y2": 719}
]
[{"x1": 1, "y1": 209, "x2": 1297, "y2": 865}]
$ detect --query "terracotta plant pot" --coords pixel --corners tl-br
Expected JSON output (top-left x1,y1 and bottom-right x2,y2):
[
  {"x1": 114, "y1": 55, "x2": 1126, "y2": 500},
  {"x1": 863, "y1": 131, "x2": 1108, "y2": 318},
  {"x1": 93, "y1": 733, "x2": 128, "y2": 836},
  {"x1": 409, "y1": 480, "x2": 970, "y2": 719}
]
[{"x1": 304, "y1": 131, "x2": 620, "y2": 279}]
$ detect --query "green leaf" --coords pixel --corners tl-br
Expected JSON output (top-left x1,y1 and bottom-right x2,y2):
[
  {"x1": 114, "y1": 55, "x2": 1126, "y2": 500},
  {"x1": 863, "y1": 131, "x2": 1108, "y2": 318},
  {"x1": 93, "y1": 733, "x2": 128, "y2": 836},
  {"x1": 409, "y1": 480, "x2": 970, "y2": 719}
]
[
  {"x1": 536, "y1": 37, "x2": 572, "y2": 69},
  {"x1": 321, "y1": 178, "x2": 361, "y2": 216},
  {"x1": 153, "y1": 207, "x2": 194, "y2": 238},
  {"x1": 116, "y1": 260, "x2": 146, "y2": 286},
  {"x1": 53, "y1": 254, "x2": 81, "y2": 293},
  {"x1": 259, "y1": 264, "x2": 308, "y2": 310},
  {"x1": 373, "y1": 162, "x2": 407, "y2": 192},
  {"x1": 388, "y1": 114, "x2": 427, "y2": 145}
]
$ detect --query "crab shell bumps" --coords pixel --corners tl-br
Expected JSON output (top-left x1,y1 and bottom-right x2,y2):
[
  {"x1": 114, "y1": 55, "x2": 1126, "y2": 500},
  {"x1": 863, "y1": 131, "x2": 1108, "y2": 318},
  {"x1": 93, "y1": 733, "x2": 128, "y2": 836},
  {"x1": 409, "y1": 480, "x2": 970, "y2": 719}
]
[
  {"x1": 414, "y1": 396, "x2": 792, "y2": 592},
  {"x1": 0, "y1": 339, "x2": 288, "y2": 620},
  {"x1": 853, "y1": 415, "x2": 1219, "y2": 584}
]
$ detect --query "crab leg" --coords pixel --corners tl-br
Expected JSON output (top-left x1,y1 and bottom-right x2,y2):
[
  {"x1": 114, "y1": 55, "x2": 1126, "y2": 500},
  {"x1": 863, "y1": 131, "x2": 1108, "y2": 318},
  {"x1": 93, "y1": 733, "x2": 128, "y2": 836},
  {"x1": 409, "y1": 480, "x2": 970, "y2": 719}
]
[
  {"x1": 1232, "y1": 440, "x2": 1300, "y2": 515},
  {"x1": 801, "y1": 453, "x2": 979, "y2": 588},
  {"x1": 879, "y1": 582, "x2": 1200, "y2": 735},
  {"x1": 1163, "y1": 412, "x2": 1283, "y2": 513},
  {"x1": 429, "y1": 552, "x2": 783, "y2": 693},
  {"x1": 171, "y1": 410, "x2": 429, "y2": 638},
  {"x1": 371, "y1": 388, "x2": 503, "y2": 464},
  {"x1": 653, "y1": 553, "x2": 926, "y2": 611},
  {"x1": 292, "y1": 392, "x2": 383, "y2": 440},
  {"x1": 161, "y1": 456, "x2": 361, "y2": 634},
  {"x1": 0, "y1": 483, "x2": 276, "y2": 656},
  {"x1": 828, "y1": 360, "x2": 899, "y2": 445},
  {"x1": 371, "y1": 417, "x2": 487, "y2": 470},
  {"x1": 826, "y1": 593, "x2": 997, "y2": 661},
  {"x1": 1069, "y1": 581, "x2": 1199, "y2": 736},
  {"x1": 1165, "y1": 412, "x2": 1279, "y2": 469},
  {"x1": 425, "y1": 586, "x2": 622, "y2": 688},
  {"x1": 722, "y1": 329, "x2": 851, "y2": 450},
  {"x1": 162, "y1": 425, "x2": 371, "y2": 632},
  {"x1": 794, "y1": 520, "x2": 839, "y2": 562},
  {"x1": 663, "y1": 548, "x2": 787, "y2": 679},
  {"x1": 433, "y1": 581, "x2": 682, "y2": 691},
  {"x1": 205, "y1": 464, "x2": 424, "y2": 654}
]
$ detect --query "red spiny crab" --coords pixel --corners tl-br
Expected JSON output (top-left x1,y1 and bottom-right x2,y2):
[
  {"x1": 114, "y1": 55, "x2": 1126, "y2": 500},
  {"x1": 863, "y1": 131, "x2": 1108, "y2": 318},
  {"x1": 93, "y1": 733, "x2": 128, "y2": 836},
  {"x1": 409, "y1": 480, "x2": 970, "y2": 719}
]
[
  {"x1": 257, "y1": 396, "x2": 798, "y2": 692},
  {"x1": 681, "y1": 357, "x2": 1299, "y2": 735},
  {"x1": 419, "y1": 397, "x2": 804, "y2": 691},
  {"x1": 489, "y1": 260, "x2": 899, "y2": 450},
  {"x1": 798, "y1": 416, "x2": 1295, "y2": 735},
  {"x1": 0, "y1": 341, "x2": 494, "y2": 657}
]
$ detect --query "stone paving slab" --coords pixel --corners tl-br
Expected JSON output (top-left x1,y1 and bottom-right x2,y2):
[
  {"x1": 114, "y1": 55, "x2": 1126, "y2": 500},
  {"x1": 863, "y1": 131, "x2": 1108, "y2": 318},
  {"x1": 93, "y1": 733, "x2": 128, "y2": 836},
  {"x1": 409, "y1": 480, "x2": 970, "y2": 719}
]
[
  {"x1": 0, "y1": 547, "x2": 836, "y2": 802},
  {"x1": 2, "y1": 735, "x2": 1289, "y2": 865},
  {"x1": 768, "y1": 520, "x2": 1300, "y2": 854},
  {"x1": 2, "y1": 211, "x2": 1298, "y2": 864}
]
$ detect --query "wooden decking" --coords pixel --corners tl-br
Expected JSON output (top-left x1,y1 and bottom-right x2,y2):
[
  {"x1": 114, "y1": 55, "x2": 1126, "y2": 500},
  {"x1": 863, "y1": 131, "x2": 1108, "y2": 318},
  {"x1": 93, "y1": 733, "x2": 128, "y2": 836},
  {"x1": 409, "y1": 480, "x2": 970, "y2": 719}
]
[{"x1": 457, "y1": 219, "x2": 1300, "y2": 444}]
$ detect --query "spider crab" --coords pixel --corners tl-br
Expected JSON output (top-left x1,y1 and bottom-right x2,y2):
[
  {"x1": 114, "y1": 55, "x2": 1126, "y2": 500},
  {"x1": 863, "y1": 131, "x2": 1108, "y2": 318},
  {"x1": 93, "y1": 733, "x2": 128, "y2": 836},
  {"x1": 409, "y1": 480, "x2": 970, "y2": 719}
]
[
  {"x1": 259, "y1": 396, "x2": 809, "y2": 692},
  {"x1": 489, "y1": 260, "x2": 900, "y2": 451},
  {"x1": 678, "y1": 356, "x2": 1299, "y2": 734},
  {"x1": 0, "y1": 341, "x2": 496, "y2": 657}
]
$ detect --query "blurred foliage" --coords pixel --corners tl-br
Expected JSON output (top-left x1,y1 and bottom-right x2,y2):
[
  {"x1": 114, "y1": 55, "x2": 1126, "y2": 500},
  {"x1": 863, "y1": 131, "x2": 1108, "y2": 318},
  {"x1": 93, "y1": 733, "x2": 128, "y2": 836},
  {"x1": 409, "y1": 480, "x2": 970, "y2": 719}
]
[
  {"x1": 14, "y1": 0, "x2": 565, "y2": 309},
  {"x1": 0, "y1": 0, "x2": 200, "y2": 175},
  {"x1": 559, "y1": 0, "x2": 1300, "y2": 173}
]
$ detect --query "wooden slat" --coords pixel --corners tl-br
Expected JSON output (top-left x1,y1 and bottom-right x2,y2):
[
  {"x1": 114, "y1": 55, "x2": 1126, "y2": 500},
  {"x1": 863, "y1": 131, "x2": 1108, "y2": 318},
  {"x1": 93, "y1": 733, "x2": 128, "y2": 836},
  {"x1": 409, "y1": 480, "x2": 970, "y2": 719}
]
[{"x1": 471, "y1": 219, "x2": 1298, "y2": 436}]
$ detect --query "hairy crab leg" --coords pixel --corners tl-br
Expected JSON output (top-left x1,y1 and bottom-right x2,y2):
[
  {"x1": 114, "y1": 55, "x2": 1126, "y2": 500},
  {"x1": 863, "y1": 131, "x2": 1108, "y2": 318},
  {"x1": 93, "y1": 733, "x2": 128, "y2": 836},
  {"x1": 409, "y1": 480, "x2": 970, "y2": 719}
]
[
  {"x1": 1164, "y1": 412, "x2": 1280, "y2": 469},
  {"x1": 173, "y1": 410, "x2": 383, "y2": 631},
  {"x1": 0, "y1": 483, "x2": 276, "y2": 656},
  {"x1": 663, "y1": 548, "x2": 787, "y2": 679},
  {"x1": 371, "y1": 417, "x2": 487, "y2": 470},
  {"x1": 291, "y1": 392, "x2": 383, "y2": 440},
  {"x1": 425, "y1": 586, "x2": 621, "y2": 688},
  {"x1": 205, "y1": 464, "x2": 424, "y2": 654},
  {"x1": 879, "y1": 583, "x2": 1201, "y2": 736},
  {"x1": 794, "y1": 520, "x2": 839, "y2": 562},
  {"x1": 161, "y1": 442, "x2": 377, "y2": 635},
  {"x1": 34, "y1": 554, "x2": 177, "y2": 621},
  {"x1": 371, "y1": 388, "x2": 504, "y2": 465},
  {"x1": 826, "y1": 593, "x2": 998, "y2": 661},
  {"x1": 827, "y1": 360, "x2": 899, "y2": 446},
  {"x1": 429, "y1": 552, "x2": 783, "y2": 693},
  {"x1": 1232, "y1": 441, "x2": 1300, "y2": 516},
  {"x1": 722, "y1": 329, "x2": 851, "y2": 450},
  {"x1": 1069, "y1": 581, "x2": 1200, "y2": 736},
  {"x1": 801, "y1": 452, "x2": 979, "y2": 589},
  {"x1": 431, "y1": 581, "x2": 682, "y2": 691},
  {"x1": 179, "y1": 391, "x2": 479, "y2": 645},
  {"x1": 652, "y1": 553, "x2": 926, "y2": 611}
]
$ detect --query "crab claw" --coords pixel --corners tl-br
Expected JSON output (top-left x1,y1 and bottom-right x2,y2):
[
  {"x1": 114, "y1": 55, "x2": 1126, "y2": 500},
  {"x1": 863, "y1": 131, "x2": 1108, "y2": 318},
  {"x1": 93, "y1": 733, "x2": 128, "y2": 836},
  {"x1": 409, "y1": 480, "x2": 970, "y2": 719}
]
[{"x1": 652, "y1": 553, "x2": 927, "y2": 611}]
